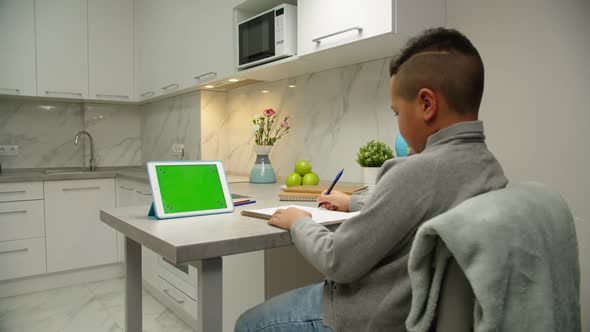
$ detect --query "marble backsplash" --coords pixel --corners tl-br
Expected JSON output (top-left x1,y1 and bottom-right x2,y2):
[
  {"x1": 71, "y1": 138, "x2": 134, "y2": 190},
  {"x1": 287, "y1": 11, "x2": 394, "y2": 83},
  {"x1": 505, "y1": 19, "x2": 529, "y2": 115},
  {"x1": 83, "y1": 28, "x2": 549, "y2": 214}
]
[
  {"x1": 0, "y1": 99, "x2": 141, "y2": 169},
  {"x1": 140, "y1": 91, "x2": 202, "y2": 162},
  {"x1": 201, "y1": 57, "x2": 398, "y2": 183}
]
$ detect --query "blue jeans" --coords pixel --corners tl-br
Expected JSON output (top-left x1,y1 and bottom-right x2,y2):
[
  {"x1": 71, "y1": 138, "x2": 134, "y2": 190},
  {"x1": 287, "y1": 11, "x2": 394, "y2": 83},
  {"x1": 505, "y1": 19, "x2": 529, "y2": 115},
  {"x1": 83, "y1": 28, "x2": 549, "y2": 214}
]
[{"x1": 235, "y1": 283, "x2": 333, "y2": 332}]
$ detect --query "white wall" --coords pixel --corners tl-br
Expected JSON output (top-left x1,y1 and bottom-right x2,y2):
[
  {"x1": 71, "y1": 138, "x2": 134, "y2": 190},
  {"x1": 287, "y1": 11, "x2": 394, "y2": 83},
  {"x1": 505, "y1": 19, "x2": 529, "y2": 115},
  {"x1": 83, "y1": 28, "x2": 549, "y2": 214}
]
[{"x1": 446, "y1": 0, "x2": 590, "y2": 328}]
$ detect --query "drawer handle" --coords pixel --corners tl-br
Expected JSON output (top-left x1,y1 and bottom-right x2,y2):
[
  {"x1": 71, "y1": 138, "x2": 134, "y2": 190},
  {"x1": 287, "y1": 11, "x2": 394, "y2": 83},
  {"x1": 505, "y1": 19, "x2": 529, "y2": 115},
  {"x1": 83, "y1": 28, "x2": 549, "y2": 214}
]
[
  {"x1": 162, "y1": 288, "x2": 185, "y2": 304},
  {"x1": 141, "y1": 91, "x2": 155, "y2": 97},
  {"x1": 0, "y1": 210, "x2": 27, "y2": 216},
  {"x1": 45, "y1": 90, "x2": 83, "y2": 97},
  {"x1": 0, "y1": 88, "x2": 21, "y2": 94},
  {"x1": 161, "y1": 83, "x2": 179, "y2": 91},
  {"x1": 0, "y1": 248, "x2": 28, "y2": 255},
  {"x1": 194, "y1": 72, "x2": 217, "y2": 81},
  {"x1": 312, "y1": 26, "x2": 363, "y2": 44},
  {"x1": 0, "y1": 190, "x2": 26, "y2": 195},
  {"x1": 119, "y1": 186, "x2": 134, "y2": 191},
  {"x1": 96, "y1": 94, "x2": 130, "y2": 100},
  {"x1": 135, "y1": 190, "x2": 151, "y2": 196},
  {"x1": 62, "y1": 186, "x2": 100, "y2": 192}
]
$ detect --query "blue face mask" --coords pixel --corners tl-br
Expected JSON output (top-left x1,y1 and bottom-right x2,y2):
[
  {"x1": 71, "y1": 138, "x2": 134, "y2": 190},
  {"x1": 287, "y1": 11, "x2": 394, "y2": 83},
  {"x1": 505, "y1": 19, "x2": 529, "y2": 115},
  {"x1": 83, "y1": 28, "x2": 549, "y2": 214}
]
[{"x1": 395, "y1": 132, "x2": 411, "y2": 157}]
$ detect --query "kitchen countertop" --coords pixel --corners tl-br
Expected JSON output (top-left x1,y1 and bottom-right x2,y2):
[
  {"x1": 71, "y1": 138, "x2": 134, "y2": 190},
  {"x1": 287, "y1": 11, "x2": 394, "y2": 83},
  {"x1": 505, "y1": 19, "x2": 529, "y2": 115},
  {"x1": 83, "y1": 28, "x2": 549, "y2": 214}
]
[{"x1": 0, "y1": 166, "x2": 251, "y2": 184}]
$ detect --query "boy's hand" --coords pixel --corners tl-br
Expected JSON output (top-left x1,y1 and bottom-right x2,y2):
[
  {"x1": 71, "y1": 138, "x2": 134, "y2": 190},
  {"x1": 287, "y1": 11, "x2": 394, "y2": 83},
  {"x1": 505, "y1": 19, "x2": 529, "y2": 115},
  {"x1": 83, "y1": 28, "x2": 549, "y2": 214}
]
[
  {"x1": 268, "y1": 207, "x2": 312, "y2": 230},
  {"x1": 317, "y1": 190, "x2": 351, "y2": 212}
]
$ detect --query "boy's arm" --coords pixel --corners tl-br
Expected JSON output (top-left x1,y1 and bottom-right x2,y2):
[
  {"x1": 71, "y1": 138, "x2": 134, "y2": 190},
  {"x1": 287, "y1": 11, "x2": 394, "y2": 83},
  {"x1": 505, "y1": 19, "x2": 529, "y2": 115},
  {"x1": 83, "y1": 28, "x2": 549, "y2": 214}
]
[
  {"x1": 290, "y1": 159, "x2": 436, "y2": 283},
  {"x1": 349, "y1": 194, "x2": 367, "y2": 212}
]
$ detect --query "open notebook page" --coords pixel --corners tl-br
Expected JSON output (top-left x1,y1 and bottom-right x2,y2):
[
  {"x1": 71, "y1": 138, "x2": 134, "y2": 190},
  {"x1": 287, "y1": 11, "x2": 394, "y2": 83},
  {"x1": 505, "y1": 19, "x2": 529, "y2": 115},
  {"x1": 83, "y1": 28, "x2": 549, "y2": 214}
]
[{"x1": 241, "y1": 205, "x2": 359, "y2": 224}]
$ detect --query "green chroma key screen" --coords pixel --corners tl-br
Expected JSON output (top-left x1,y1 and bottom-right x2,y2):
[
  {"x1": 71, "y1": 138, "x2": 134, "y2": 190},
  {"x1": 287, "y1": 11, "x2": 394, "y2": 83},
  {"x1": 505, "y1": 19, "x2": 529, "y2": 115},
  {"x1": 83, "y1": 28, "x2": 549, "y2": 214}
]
[{"x1": 155, "y1": 164, "x2": 227, "y2": 214}]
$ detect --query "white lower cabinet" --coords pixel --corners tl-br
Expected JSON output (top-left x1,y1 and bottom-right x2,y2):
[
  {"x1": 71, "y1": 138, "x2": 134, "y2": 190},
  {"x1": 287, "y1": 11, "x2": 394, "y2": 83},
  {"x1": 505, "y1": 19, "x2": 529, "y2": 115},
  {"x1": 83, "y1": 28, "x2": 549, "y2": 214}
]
[
  {"x1": 115, "y1": 178, "x2": 153, "y2": 262},
  {"x1": 0, "y1": 238, "x2": 46, "y2": 281},
  {"x1": 44, "y1": 178, "x2": 116, "y2": 273},
  {"x1": 0, "y1": 181, "x2": 46, "y2": 282}
]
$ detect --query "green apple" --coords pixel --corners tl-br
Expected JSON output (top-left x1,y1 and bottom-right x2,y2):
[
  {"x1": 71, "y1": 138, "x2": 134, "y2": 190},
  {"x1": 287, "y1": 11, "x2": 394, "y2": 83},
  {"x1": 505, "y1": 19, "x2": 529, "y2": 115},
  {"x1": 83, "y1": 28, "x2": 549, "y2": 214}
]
[
  {"x1": 302, "y1": 172, "x2": 320, "y2": 185},
  {"x1": 294, "y1": 160, "x2": 312, "y2": 176},
  {"x1": 285, "y1": 172, "x2": 302, "y2": 187}
]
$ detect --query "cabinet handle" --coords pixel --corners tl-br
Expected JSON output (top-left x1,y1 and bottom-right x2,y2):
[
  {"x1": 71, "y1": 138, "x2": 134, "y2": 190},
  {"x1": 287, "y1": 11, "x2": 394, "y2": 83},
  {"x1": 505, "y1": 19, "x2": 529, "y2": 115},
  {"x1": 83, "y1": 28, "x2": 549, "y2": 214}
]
[
  {"x1": 161, "y1": 83, "x2": 179, "y2": 91},
  {"x1": 194, "y1": 72, "x2": 217, "y2": 81},
  {"x1": 119, "y1": 186, "x2": 134, "y2": 191},
  {"x1": 141, "y1": 91, "x2": 155, "y2": 97},
  {"x1": 162, "y1": 288, "x2": 185, "y2": 304},
  {"x1": 0, "y1": 210, "x2": 27, "y2": 216},
  {"x1": 45, "y1": 90, "x2": 83, "y2": 97},
  {"x1": 312, "y1": 26, "x2": 364, "y2": 44},
  {"x1": 0, "y1": 248, "x2": 28, "y2": 255},
  {"x1": 0, "y1": 190, "x2": 26, "y2": 195},
  {"x1": 62, "y1": 186, "x2": 100, "y2": 192},
  {"x1": 0, "y1": 88, "x2": 21, "y2": 94},
  {"x1": 96, "y1": 94, "x2": 130, "y2": 100},
  {"x1": 135, "y1": 190, "x2": 151, "y2": 196}
]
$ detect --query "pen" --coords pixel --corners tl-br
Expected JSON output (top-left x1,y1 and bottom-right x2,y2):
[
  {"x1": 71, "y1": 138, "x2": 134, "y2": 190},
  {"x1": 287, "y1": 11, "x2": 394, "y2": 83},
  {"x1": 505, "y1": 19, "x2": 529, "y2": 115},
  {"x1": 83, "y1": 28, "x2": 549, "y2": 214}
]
[
  {"x1": 235, "y1": 200, "x2": 256, "y2": 207},
  {"x1": 318, "y1": 168, "x2": 344, "y2": 207}
]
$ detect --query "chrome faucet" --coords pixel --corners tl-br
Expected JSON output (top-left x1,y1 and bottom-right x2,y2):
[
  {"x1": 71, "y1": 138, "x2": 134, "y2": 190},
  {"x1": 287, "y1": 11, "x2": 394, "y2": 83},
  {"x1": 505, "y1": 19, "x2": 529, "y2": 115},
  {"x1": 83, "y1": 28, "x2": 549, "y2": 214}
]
[{"x1": 74, "y1": 131, "x2": 96, "y2": 171}]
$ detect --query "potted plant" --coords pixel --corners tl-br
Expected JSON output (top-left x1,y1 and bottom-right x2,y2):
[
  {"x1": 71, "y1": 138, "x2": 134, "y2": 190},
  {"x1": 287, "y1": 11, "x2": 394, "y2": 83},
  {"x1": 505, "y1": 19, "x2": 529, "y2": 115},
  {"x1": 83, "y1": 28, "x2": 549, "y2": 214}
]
[{"x1": 356, "y1": 140, "x2": 394, "y2": 185}]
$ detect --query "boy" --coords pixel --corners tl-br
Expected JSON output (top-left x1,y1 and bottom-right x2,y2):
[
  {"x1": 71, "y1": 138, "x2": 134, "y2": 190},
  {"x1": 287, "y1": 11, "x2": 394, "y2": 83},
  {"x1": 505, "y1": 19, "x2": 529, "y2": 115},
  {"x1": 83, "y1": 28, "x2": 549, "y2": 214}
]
[{"x1": 235, "y1": 28, "x2": 508, "y2": 332}]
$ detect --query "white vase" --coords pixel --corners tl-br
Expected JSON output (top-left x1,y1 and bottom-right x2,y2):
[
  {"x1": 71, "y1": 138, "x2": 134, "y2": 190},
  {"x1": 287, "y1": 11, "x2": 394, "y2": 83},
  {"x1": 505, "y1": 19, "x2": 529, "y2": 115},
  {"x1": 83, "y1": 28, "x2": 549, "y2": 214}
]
[{"x1": 362, "y1": 167, "x2": 381, "y2": 186}]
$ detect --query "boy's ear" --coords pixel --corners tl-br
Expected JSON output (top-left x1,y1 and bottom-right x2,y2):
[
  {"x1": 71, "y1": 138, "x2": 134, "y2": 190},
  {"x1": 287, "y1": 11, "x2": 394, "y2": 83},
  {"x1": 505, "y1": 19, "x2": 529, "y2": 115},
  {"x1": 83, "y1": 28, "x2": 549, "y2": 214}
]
[{"x1": 417, "y1": 88, "x2": 437, "y2": 122}]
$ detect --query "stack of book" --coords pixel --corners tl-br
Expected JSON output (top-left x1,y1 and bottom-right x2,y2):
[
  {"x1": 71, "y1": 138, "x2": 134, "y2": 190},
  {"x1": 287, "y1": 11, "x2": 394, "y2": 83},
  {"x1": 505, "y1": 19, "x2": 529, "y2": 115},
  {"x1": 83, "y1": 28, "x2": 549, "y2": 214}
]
[{"x1": 278, "y1": 184, "x2": 368, "y2": 201}]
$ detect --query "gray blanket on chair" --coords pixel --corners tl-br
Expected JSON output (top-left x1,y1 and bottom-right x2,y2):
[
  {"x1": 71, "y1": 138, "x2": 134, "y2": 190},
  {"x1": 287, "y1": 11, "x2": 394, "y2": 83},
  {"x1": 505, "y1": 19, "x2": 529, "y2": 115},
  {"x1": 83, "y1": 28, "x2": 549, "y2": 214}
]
[{"x1": 405, "y1": 182, "x2": 581, "y2": 332}]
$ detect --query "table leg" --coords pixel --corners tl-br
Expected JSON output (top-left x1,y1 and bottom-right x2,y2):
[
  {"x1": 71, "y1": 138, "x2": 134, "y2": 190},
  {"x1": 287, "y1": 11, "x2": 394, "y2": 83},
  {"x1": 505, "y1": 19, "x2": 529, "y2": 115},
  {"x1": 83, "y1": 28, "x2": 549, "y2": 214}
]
[
  {"x1": 125, "y1": 236, "x2": 142, "y2": 332},
  {"x1": 198, "y1": 257, "x2": 223, "y2": 332}
]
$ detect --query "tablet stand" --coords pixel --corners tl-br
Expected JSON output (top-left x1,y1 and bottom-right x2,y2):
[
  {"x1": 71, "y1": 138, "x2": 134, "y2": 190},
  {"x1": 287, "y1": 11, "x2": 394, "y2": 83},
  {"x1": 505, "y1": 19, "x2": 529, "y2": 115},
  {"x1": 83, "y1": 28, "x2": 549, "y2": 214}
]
[{"x1": 148, "y1": 202, "x2": 157, "y2": 219}]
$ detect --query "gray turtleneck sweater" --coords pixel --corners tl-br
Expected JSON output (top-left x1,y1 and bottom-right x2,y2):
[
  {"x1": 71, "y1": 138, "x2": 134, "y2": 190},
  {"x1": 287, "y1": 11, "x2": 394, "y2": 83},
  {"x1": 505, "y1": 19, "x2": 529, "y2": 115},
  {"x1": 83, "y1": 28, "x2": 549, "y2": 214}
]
[{"x1": 290, "y1": 121, "x2": 508, "y2": 331}]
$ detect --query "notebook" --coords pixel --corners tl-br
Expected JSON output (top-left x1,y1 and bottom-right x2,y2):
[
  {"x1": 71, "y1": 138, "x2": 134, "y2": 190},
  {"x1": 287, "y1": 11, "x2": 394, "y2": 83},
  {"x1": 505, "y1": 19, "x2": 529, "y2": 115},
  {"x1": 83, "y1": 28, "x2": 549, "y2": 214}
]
[
  {"x1": 278, "y1": 184, "x2": 368, "y2": 201},
  {"x1": 241, "y1": 205, "x2": 359, "y2": 224}
]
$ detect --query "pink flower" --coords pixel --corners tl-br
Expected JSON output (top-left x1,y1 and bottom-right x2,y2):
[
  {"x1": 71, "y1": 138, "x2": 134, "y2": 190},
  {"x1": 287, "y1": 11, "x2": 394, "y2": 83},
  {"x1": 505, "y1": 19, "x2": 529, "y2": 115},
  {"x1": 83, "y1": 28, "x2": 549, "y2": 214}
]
[
  {"x1": 282, "y1": 121, "x2": 289, "y2": 128},
  {"x1": 263, "y1": 108, "x2": 276, "y2": 117}
]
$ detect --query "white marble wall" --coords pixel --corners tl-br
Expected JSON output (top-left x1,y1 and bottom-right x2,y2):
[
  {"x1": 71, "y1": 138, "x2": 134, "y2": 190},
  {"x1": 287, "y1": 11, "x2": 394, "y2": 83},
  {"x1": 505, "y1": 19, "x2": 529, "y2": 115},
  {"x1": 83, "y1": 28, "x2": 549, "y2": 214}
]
[
  {"x1": 201, "y1": 58, "x2": 397, "y2": 183},
  {"x1": 140, "y1": 91, "x2": 202, "y2": 162},
  {"x1": 83, "y1": 104, "x2": 142, "y2": 167},
  {"x1": 0, "y1": 99, "x2": 142, "y2": 169}
]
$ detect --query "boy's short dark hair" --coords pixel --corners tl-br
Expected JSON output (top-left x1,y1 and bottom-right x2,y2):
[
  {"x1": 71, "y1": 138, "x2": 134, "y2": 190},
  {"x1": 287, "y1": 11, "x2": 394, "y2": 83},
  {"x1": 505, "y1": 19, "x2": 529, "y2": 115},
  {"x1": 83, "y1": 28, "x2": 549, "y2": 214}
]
[{"x1": 390, "y1": 28, "x2": 484, "y2": 114}]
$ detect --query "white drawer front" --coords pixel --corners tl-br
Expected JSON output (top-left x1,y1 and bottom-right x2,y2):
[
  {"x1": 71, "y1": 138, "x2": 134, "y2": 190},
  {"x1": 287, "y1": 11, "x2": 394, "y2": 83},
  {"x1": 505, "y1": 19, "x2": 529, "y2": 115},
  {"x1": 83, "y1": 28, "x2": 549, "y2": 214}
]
[
  {"x1": 157, "y1": 276, "x2": 198, "y2": 321},
  {"x1": 0, "y1": 200, "x2": 45, "y2": 241},
  {"x1": 0, "y1": 238, "x2": 47, "y2": 281},
  {"x1": 0, "y1": 181, "x2": 43, "y2": 202},
  {"x1": 158, "y1": 258, "x2": 197, "y2": 300}
]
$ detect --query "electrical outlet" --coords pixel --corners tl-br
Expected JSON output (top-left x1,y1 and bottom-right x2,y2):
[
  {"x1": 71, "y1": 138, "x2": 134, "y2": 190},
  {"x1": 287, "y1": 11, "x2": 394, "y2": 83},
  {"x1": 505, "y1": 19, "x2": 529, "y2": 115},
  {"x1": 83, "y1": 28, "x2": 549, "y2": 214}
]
[
  {"x1": 0, "y1": 145, "x2": 19, "y2": 155},
  {"x1": 171, "y1": 143, "x2": 184, "y2": 155}
]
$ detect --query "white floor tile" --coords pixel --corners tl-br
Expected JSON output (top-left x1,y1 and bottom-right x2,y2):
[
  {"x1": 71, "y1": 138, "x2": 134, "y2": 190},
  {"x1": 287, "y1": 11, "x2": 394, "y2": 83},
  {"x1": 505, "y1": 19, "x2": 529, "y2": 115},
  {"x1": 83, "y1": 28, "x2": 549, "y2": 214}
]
[{"x1": 0, "y1": 277, "x2": 194, "y2": 332}]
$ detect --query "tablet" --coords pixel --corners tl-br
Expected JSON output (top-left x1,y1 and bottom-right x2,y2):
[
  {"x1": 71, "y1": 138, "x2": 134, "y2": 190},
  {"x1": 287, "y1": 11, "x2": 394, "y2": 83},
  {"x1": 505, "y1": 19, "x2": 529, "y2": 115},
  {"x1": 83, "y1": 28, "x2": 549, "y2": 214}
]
[{"x1": 147, "y1": 161, "x2": 234, "y2": 219}]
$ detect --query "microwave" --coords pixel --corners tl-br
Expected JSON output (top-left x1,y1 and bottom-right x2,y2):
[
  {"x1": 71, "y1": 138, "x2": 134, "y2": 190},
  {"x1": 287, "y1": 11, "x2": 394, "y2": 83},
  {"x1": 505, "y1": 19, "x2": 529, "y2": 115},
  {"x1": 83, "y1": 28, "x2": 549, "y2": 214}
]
[{"x1": 237, "y1": 4, "x2": 297, "y2": 70}]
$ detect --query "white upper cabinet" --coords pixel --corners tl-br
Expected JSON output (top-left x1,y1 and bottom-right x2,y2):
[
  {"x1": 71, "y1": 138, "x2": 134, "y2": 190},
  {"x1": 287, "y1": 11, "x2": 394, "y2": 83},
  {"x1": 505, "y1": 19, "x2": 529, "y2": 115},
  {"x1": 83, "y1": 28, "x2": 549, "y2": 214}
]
[
  {"x1": 184, "y1": 0, "x2": 241, "y2": 87},
  {"x1": 0, "y1": 0, "x2": 37, "y2": 97},
  {"x1": 35, "y1": 0, "x2": 88, "y2": 99},
  {"x1": 297, "y1": 0, "x2": 393, "y2": 56},
  {"x1": 88, "y1": 0, "x2": 134, "y2": 101},
  {"x1": 135, "y1": 0, "x2": 184, "y2": 100}
]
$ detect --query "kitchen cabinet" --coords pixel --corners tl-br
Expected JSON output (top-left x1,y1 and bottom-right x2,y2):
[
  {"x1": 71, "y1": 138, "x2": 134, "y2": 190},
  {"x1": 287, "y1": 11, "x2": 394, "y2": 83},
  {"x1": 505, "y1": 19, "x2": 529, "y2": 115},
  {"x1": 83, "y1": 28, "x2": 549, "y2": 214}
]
[
  {"x1": 0, "y1": 0, "x2": 37, "y2": 97},
  {"x1": 297, "y1": 0, "x2": 393, "y2": 56},
  {"x1": 0, "y1": 181, "x2": 46, "y2": 281},
  {"x1": 115, "y1": 177, "x2": 152, "y2": 262},
  {"x1": 134, "y1": 0, "x2": 179, "y2": 100},
  {"x1": 183, "y1": 0, "x2": 242, "y2": 87},
  {"x1": 44, "y1": 178, "x2": 116, "y2": 273},
  {"x1": 135, "y1": 0, "x2": 240, "y2": 101},
  {"x1": 88, "y1": 0, "x2": 134, "y2": 101},
  {"x1": 35, "y1": 0, "x2": 88, "y2": 99}
]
